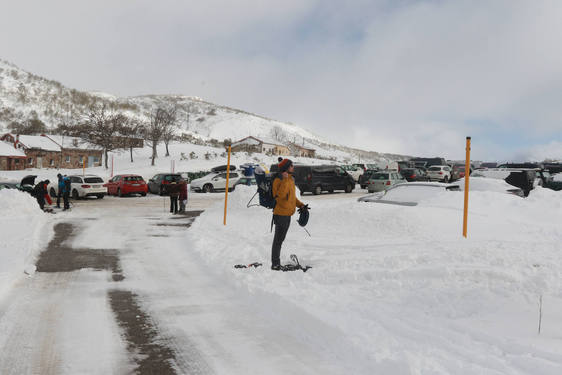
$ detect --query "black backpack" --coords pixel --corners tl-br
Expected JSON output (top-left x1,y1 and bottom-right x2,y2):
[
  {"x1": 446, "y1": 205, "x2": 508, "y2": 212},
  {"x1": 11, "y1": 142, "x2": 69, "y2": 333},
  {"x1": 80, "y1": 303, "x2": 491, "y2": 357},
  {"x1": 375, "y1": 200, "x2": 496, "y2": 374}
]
[{"x1": 248, "y1": 167, "x2": 278, "y2": 209}]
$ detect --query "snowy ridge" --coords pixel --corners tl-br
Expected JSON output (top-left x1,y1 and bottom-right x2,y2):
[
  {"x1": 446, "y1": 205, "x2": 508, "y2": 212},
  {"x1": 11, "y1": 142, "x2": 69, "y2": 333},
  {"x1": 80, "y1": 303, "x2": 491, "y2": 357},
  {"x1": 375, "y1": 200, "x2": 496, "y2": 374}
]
[{"x1": 0, "y1": 58, "x2": 406, "y2": 164}]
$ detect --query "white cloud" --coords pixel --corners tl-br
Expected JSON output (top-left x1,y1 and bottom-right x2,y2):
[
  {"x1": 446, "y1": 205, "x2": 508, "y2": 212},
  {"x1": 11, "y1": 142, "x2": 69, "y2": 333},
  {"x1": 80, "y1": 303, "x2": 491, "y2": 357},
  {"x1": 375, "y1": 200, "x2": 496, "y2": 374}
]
[{"x1": 1, "y1": 0, "x2": 561, "y2": 160}]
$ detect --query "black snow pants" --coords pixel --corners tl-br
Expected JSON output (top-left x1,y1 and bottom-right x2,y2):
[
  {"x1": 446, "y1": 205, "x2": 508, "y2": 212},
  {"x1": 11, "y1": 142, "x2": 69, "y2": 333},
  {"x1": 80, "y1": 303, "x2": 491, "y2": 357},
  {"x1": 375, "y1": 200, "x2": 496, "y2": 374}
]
[
  {"x1": 36, "y1": 196, "x2": 45, "y2": 210},
  {"x1": 170, "y1": 196, "x2": 178, "y2": 213},
  {"x1": 56, "y1": 190, "x2": 63, "y2": 208},
  {"x1": 271, "y1": 215, "x2": 291, "y2": 267},
  {"x1": 63, "y1": 192, "x2": 70, "y2": 210}
]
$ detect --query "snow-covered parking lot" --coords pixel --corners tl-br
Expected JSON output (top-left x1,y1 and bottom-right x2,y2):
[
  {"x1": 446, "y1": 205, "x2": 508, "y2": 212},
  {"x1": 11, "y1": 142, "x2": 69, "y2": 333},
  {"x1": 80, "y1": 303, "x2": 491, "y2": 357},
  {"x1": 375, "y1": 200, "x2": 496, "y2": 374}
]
[{"x1": 1, "y1": 180, "x2": 562, "y2": 374}]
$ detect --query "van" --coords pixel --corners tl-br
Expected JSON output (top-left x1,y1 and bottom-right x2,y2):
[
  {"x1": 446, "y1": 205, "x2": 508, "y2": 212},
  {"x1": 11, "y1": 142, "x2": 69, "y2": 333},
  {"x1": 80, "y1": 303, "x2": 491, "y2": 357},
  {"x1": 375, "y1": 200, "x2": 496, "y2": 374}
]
[{"x1": 293, "y1": 165, "x2": 355, "y2": 195}]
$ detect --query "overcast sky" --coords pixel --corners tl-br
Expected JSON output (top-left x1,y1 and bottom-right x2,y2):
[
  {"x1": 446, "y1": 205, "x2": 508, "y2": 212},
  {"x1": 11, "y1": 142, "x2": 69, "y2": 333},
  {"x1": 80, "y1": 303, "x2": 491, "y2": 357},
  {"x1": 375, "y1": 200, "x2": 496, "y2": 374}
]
[{"x1": 1, "y1": 0, "x2": 561, "y2": 161}]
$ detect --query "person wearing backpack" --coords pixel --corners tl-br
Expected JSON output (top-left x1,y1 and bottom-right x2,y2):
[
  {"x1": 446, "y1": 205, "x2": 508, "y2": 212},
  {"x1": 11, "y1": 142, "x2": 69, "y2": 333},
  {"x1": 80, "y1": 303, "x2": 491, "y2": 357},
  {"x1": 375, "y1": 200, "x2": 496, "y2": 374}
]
[
  {"x1": 56, "y1": 173, "x2": 64, "y2": 208},
  {"x1": 62, "y1": 175, "x2": 71, "y2": 210},
  {"x1": 271, "y1": 159, "x2": 306, "y2": 270}
]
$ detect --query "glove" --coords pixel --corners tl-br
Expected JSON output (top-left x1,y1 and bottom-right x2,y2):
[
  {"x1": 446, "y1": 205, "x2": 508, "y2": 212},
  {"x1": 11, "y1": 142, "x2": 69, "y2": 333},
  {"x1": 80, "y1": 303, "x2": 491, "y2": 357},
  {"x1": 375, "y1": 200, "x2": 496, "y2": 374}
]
[{"x1": 298, "y1": 204, "x2": 310, "y2": 213}]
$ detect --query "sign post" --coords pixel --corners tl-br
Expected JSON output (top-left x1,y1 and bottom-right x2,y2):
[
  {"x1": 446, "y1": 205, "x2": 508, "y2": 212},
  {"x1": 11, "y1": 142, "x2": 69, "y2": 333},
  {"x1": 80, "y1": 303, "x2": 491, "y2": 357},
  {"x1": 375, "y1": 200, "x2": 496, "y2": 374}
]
[
  {"x1": 223, "y1": 144, "x2": 232, "y2": 226},
  {"x1": 463, "y1": 137, "x2": 471, "y2": 238}
]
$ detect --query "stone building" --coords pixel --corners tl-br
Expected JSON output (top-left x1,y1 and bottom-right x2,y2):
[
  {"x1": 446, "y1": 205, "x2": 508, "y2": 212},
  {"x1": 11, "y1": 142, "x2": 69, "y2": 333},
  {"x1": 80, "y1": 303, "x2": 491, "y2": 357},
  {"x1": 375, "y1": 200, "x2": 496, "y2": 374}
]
[
  {"x1": 0, "y1": 133, "x2": 103, "y2": 170},
  {"x1": 288, "y1": 142, "x2": 316, "y2": 158},
  {"x1": 0, "y1": 141, "x2": 27, "y2": 170},
  {"x1": 230, "y1": 136, "x2": 291, "y2": 156}
]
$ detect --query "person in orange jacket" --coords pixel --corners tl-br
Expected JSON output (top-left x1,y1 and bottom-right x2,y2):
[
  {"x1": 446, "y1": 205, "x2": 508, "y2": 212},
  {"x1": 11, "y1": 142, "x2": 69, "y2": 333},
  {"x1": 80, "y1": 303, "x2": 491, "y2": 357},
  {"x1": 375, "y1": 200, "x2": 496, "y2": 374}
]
[{"x1": 271, "y1": 159, "x2": 306, "y2": 270}]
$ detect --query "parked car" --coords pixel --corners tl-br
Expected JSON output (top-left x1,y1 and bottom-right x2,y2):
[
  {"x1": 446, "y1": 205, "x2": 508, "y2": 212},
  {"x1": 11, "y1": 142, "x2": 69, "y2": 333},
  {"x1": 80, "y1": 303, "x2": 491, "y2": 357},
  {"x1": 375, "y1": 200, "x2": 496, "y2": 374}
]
[
  {"x1": 294, "y1": 165, "x2": 355, "y2": 195},
  {"x1": 0, "y1": 181, "x2": 18, "y2": 190},
  {"x1": 341, "y1": 165, "x2": 363, "y2": 182},
  {"x1": 426, "y1": 165, "x2": 452, "y2": 182},
  {"x1": 147, "y1": 173, "x2": 182, "y2": 195},
  {"x1": 233, "y1": 176, "x2": 256, "y2": 189},
  {"x1": 410, "y1": 157, "x2": 448, "y2": 169},
  {"x1": 352, "y1": 163, "x2": 367, "y2": 172},
  {"x1": 51, "y1": 175, "x2": 106, "y2": 199},
  {"x1": 190, "y1": 171, "x2": 240, "y2": 193},
  {"x1": 358, "y1": 169, "x2": 379, "y2": 189},
  {"x1": 104, "y1": 174, "x2": 148, "y2": 197},
  {"x1": 366, "y1": 171, "x2": 405, "y2": 193},
  {"x1": 19, "y1": 175, "x2": 37, "y2": 194},
  {"x1": 359, "y1": 182, "x2": 461, "y2": 205},
  {"x1": 399, "y1": 168, "x2": 430, "y2": 182}
]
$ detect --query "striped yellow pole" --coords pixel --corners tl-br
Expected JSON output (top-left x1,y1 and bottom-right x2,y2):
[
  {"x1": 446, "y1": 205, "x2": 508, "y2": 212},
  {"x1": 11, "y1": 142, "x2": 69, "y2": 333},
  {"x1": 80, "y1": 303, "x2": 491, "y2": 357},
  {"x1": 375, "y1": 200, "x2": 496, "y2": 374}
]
[
  {"x1": 223, "y1": 145, "x2": 232, "y2": 226},
  {"x1": 463, "y1": 137, "x2": 471, "y2": 238},
  {"x1": 83, "y1": 157, "x2": 86, "y2": 177}
]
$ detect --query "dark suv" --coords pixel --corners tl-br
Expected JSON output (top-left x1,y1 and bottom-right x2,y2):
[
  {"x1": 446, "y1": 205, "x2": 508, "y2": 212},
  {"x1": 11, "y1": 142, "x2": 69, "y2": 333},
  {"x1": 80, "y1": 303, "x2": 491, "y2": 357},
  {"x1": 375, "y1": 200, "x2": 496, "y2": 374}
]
[
  {"x1": 293, "y1": 165, "x2": 355, "y2": 195},
  {"x1": 148, "y1": 173, "x2": 182, "y2": 195}
]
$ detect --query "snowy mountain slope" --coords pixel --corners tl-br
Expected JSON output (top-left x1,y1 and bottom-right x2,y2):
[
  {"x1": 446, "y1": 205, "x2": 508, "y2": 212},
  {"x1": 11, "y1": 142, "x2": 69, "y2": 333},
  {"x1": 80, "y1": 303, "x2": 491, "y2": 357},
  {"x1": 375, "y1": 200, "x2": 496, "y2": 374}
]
[{"x1": 0, "y1": 58, "x2": 407, "y2": 163}]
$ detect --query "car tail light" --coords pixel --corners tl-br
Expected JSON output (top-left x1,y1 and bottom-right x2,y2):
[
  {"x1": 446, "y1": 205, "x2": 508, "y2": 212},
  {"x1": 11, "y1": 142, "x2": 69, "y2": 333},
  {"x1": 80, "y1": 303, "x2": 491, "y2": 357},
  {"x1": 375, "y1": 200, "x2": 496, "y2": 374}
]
[
  {"x1": 386, "y1": 181, "x2": 391, "y2": 185},
  {"x1": 439, "y1": 171, "x2": 443, "y2": 175},
  {"x1": 81, "y1": 184, "x2": 91, "y2": 188},
  {"x1": 411, "y1": 174, "x2": 416, "y2": 178},
  {"x1": 307, "y1": 174, "x2": 311, "y2": 181}
]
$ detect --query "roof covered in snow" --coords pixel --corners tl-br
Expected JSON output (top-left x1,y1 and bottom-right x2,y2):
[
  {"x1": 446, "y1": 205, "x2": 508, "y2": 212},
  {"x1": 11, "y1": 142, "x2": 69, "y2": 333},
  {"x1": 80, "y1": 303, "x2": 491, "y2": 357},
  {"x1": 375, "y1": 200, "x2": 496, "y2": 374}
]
[
  {"x1": 0, "y1": 141, "x2": 26, "y2": 157},
  {"x1": 44, "y1": 135, "x2": 99, "y2": 150},
  {"x1": 12, "y1": 134, "x2": 61, "y2": 152}
]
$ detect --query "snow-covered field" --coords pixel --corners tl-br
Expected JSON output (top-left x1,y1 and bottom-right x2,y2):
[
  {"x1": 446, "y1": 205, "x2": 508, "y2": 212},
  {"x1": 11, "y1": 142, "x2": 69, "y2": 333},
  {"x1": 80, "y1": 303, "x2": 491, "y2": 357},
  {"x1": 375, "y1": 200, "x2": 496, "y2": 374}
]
[{"x1": 187, "y1": 184, "x2": 562, "y2": 373}]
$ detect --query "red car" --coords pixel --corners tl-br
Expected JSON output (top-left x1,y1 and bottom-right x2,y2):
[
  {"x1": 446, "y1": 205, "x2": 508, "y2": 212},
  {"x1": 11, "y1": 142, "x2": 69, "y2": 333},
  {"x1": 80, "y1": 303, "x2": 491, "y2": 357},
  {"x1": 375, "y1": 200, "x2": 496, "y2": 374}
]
[{"x1": 104, "y1": 174, "x2": 148, "y2": 197}]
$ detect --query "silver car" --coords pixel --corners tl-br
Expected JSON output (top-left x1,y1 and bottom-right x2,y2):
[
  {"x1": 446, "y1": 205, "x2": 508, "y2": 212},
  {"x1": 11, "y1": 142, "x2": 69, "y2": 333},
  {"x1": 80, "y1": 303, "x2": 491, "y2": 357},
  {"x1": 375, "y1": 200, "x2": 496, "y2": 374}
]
[{"x1": 367, "y1": 172, "x2": 405, "y2": 193}]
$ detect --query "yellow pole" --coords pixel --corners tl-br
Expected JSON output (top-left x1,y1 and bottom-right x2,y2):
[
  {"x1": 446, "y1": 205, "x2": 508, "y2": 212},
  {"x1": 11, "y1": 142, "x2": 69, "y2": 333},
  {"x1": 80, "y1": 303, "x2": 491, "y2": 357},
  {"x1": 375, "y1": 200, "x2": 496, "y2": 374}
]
[
  {"x1": 223, "y1": 145, "x2": 232, "y2": 226},
  {"x1": 83, "y1": 157, "x2": 85, "y2": 177},
  {"x1": 463, "y1": 137, "x2": 471, "y2": 238}
]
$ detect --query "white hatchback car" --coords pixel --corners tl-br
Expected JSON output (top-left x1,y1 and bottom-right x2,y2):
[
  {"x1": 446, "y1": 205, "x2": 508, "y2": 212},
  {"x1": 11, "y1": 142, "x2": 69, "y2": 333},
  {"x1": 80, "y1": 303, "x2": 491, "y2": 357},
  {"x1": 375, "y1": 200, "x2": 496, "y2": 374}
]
[
  {"x1": 49, "y1": 174, "x2": 106, "y2": 199},
  {"x1": 190, "y1": 171, "x2": 240, "y2": 193},
  {"x1": 426, "y1": 165, "x2": 452, "y2": 183}
]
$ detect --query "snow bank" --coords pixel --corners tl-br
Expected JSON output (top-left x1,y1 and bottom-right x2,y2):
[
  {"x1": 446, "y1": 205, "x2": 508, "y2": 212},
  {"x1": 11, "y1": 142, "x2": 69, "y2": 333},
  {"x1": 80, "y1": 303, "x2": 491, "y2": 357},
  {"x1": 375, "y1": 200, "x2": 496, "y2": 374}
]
[
  {"x1": 0, "y1": 190, "x2": 52, "y2": 300},
  {"x1": 187, "y1": 184, "x2": 562, "y2": 373}
]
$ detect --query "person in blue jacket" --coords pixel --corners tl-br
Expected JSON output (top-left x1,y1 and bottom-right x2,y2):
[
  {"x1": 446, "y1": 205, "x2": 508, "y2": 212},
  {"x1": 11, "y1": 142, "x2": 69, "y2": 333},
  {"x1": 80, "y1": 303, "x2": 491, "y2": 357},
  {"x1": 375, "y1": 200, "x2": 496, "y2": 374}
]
[
  {"x1": 62, "y1": 175, "x2": 71, "y2": 210},
  {"x1": 56, "y1": 173, "x2": 64, "y2": 208}
]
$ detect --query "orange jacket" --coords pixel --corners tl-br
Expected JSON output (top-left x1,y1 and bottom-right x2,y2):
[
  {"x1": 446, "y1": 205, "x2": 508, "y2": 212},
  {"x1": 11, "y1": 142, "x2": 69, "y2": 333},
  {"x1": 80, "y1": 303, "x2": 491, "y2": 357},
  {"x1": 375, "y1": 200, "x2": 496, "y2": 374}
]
[{"x1": 272, "y1": 174, "x2": 303, "y2": 216}]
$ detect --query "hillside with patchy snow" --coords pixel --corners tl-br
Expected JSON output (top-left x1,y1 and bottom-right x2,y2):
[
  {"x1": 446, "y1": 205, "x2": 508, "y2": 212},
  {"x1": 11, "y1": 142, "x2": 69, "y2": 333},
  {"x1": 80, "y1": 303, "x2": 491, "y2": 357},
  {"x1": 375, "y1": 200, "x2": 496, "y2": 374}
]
[{"x1": 0, "y1": 58, "x2": 406, "y2": 164}]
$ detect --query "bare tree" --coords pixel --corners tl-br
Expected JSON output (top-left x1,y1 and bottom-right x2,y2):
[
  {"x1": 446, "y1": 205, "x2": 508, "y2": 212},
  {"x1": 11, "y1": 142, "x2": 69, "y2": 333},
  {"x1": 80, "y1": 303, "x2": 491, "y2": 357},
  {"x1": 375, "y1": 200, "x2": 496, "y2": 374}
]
[
  {"x1": 142, "y1": 106, "x2": 178, "y2": 166},
  {"x1": 270, "y1": 126, "x2": 287, "y2": 143},
  {"x1": 60, "y1": 104, "x2": 128, "y2": 169},
  {"x1": 119, "y1": 120, "x2": 144, "y2": 163}
]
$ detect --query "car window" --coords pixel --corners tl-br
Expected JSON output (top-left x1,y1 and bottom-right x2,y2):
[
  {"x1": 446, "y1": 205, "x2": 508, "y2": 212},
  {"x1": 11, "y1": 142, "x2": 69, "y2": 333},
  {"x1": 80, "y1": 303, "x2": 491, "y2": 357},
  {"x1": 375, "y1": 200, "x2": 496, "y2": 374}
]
[
  {"x1": 70, "y1": 176, "x2": 82, "y2": 183},
  {"x1": 428, "y1": 166, "x2": 440, "y2": 171},
  {"x1": 124, "y1": 176, "x2": 143, "y2": 181},
  {"x1": 372, "y1": 173, "x2": 390, "y2": 180},
  {"x1": 84, "y1": 177, "x2": 104, "y2": 183},
  {"x1": 444, "y1": 167, "x2": 451, "y2": 171}
]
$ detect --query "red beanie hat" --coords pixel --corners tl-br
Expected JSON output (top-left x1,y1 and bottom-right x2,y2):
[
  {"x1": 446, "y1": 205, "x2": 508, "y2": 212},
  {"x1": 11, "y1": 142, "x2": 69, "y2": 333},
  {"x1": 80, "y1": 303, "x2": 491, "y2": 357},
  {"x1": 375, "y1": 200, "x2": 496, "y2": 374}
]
[{"x1": 278, "y1": 158, "x2": 293, "y2": 172}]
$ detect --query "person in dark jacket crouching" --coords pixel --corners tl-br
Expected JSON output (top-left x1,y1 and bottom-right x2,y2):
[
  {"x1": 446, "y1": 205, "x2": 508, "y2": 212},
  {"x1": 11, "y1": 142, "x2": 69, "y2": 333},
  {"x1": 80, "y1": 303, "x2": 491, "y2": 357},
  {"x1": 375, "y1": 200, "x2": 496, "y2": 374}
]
[{"x1": 270, "y1": 159, "x2": 306, "y2": 270}]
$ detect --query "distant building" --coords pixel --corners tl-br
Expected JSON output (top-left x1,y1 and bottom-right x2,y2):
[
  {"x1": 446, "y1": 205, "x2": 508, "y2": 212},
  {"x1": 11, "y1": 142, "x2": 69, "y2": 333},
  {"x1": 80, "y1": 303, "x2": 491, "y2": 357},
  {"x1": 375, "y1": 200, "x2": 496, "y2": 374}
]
[
  {"x1": 0, "y1": 133, "x2": 103, "y2": 170},
  {"x1": 0, "y1": 141, "x2": 27, "y2": 170},
  {"x1": 288, "y1": 142, "x2": 316, "y2": 158},
  {"x1": 230, "y1": 136, "x2": 290, "y2": 156}
]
